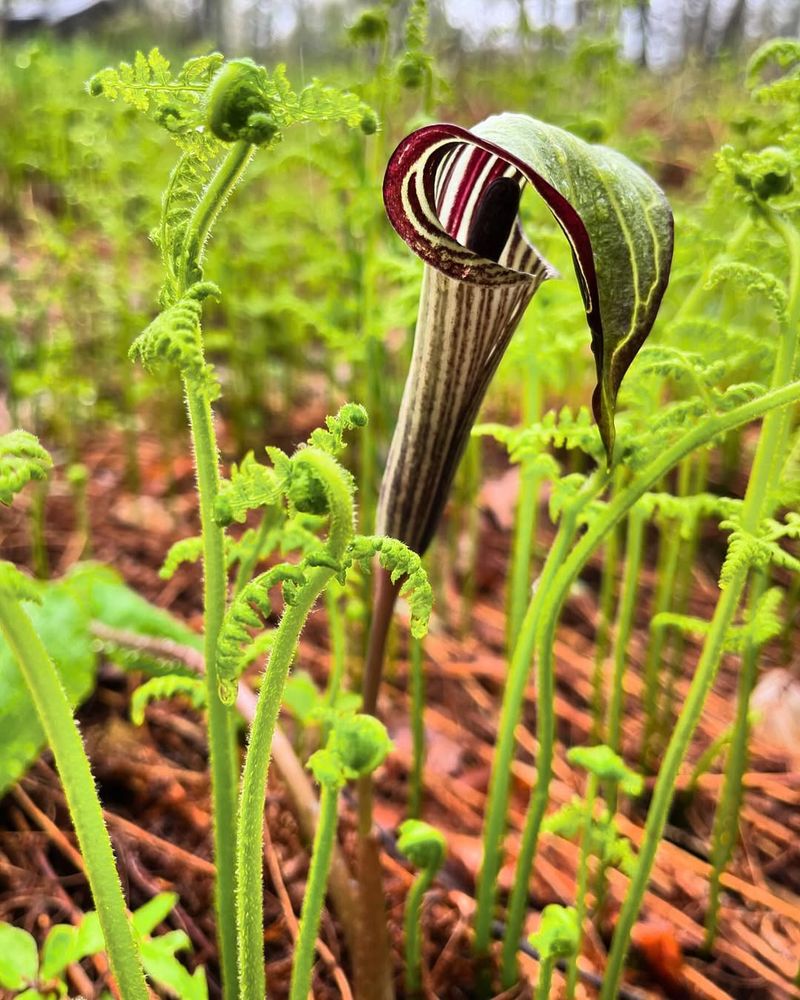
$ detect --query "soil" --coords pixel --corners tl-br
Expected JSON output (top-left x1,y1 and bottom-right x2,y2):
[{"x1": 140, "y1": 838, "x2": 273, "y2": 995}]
[{"x1": 0, "y1": 422, "x2": 798, "y2": 1000}]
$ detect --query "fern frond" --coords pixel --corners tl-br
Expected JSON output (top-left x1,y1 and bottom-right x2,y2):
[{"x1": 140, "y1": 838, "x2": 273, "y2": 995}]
[
  {"x1": 131, "y1": 675, "x2": 207, "y2": 725},
  {"x1": 349, "y1": 535, "x2": 433, "y2": 638},
  {"x1": 216, "y1": 563, "x2": 307, "y2": 703},
  {"x1": 130, "y1": 282, "x2": 220, "y2": 393},
  {"x1": 160, "y1": 536, "x2": 204, "y2": 580},
  {"x1": 215, "y1": 452, "x2": 281, "y2": 526},
  {"x1": 158, "y1": 144, "x2": 224, "y2": 305},
  {"x1": 706, "y1": 263, "x2": 788, "y2": 322},
  {"x1": 307, "y1": 403, "x2": 368, "y2": 455},
  {"x1": 0, "y1": 430, "x2": 53, "y2": 505},
  {"x1": 653, "y1": 586, "x2": 783, "y2": 652},
  {"x1": 641, "y1": 492, "x2": 741, "y2": 536},
  {"x1": 0, "y1": 562, "x2": 41, "y2": 603},
  {"x1": 88, "y1": 49, "x2": 225, "y2": 142},
  {"x1": 747, "y1": 38, "x2": 800, "y2": 102},
  {"x1": 719, "y1": 515, "x2": 800, "y2": 588},
  {"x1": 474, "y1": 406, "x2": 602, "y2": 465},
  {"x1": 268, "y1": 65, "x2": 374, "y2": 131}
]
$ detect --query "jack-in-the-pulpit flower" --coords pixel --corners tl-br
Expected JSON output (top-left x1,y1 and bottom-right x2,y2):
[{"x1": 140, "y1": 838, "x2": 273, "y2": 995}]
[{"x1": 378, "y1": 113, "x2": 674, "y2": 554}]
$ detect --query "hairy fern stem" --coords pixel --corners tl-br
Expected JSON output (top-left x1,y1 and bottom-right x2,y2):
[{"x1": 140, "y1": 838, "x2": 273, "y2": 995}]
[
  {"x1": 481, "y1": 374, "x2": 800, "y2": 988},
  {"x1": 179, "y1": 140, "x2": 257, "y2": 1000},
  {"x1": 601, "y1": 211, "x2": 800, "y2": 998},
  {"x1": 0, "y1": 595, "x2": 148, "y2": 1000}
]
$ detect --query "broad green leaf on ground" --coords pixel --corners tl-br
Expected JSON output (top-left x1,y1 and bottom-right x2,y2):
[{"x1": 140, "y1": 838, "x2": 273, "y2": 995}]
[
  {"x1": 0, "y1": 584, "x2": 96, "y2": 796},
  {"x1": 0, "y1": 562, "x2": 203, "y2": 796},
  {"x1": 0, "y1": 923, "x2": 39, "y2": 989}
]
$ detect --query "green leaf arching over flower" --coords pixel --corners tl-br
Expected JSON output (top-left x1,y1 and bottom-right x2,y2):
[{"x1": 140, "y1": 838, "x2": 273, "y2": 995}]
[
  {"x1": 378, "y1": 113, "x2": 672, "y2": 554},
  {"x1": 384, "y1": 113, "x2": 673, "y2": 462}
]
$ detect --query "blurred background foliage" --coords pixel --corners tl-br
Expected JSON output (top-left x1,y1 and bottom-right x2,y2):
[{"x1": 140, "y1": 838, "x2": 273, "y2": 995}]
[{"x1": 0, "y1": 0, "x2": 797, "y2": 512}]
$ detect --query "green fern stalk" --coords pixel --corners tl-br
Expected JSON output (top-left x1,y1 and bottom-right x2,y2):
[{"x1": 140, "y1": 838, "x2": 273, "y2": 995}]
[
  {"x1": 589, "y1": 517, "x2": 621, "y2": 741},
  {"x1": 0, "y1": 593, "x2": 148, "y2": 1000},
  {"x1": 704, "y1": 570, "x2": 767, "y2": 948},
  {"x1": 600, "y1": 211, "x2": 800, "y2": 1000},
  {"x1": 324, "y1": 586, "x2": 348, "y2": 710},
  {"x1": 640, "y1": 464, "x2": 691, "y2": 769},
  {"x1": 288, "y1": 780, "x2": 340, "y2": 1000},
  {"x1": 472, "y1": 471, "x2": 600, "y2": 972},
  {"x1": 170, "y1": 141, "x2": 257, "y2": 1000},
  {"x1": 497, "y1": 471, "x2": 606, "y2": 986},
  {"x1": 408, "y1": 634, "x2": 426, "y2": 818},
  {"x1": 607, "y1": 507, "x2": 646, "y2": 756},
  {"x1": 236, "y1": 450, "x2": 355, "y2": 1000},
  {"x1": 656, "y1": 453, "x2": 707, "y2": 750},
  {"x1": 507, "y1": 371, "x2": 542, "y2": 654},
  {"x1": 565, "y1": 773, "x2": 598, "y2": 1000},
  {"x1": 494, "y1": 371, "x2": 800, "y2": 987}
]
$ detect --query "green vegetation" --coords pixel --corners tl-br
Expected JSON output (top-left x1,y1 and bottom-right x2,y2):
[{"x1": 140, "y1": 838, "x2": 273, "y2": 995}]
[{"x1": 1, "y1": 6, "x2": 799, "y2": 999}]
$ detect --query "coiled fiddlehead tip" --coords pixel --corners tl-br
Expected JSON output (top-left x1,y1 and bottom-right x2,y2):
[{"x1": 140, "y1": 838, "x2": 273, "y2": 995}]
[
  {"x1": 397, "y1": 819, "x2": 446, "y2": 874},
  {"x1": 332, "y1": 713, "x2": 392, "y2": 778},
  {"x1": 206, "y1": 58, "x2": 278, "y2": 146},
  {"x1": 528, "y1": 904, "x2": 579, "y2": 961}
]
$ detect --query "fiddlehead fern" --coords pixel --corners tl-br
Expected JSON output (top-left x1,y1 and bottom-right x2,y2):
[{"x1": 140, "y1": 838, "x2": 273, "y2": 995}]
[
  {"x1": 214, "y1": 452, "x2": 281, "y2": 526},
  {"x1": 131, "y1": 675, "x2": 207, "y2": 725},
  {"x1": 216, "y1": 563, "x2": 307, "y2": 705},
  {"x1": 349, "y1": 535, "x2": 432, "y2": 638},
  {"x1": 0, "y1": 430, "x2": 52, "y2": 506},
  {"x1": 130, "y1": 281, "x2": 220, "y2": 391},
  {"x1": 206, "y1": 59, "x2": 279, "y2": 146}
]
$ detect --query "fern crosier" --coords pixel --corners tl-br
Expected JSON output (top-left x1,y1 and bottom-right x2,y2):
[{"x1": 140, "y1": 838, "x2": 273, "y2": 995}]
[
  {"x1": 129, "y1": 282, "x2": 220, "y2": 395},
  {"x1": 719, "y1": 512, "x2": 800, "y2": 587},
  {"x1": 216, "y1": 563, "x2": 307, "y2": 704},
  {"x1": 131, "y1": 675, "x2": 207, "y2": 725},
  {"x1": 0, "y1": 430, "x2": 53, "y2": 506},
  {"x1": 349, "y1": 535, "x2": 432, "y2": 639}
]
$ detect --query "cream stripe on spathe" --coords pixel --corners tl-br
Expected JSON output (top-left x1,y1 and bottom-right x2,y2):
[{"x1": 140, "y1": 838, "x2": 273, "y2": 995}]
[{"x1": 376, "y1": 262, "x2": 546, "y2": 554}]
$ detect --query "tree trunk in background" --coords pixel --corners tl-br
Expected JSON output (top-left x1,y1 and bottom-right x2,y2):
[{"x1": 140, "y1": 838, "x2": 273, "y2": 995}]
[
  {"x1": 204, "y1": 0, "x2": 230, "y2": 52},
  {"x1": 720, "y1": 0, "x2": 747, "y2": 55}
]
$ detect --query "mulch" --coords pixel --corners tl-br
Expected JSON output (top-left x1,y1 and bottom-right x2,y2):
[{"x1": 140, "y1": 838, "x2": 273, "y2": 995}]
[{"x1": 0, "y1": 424, "x2": 798, "y2": 999}]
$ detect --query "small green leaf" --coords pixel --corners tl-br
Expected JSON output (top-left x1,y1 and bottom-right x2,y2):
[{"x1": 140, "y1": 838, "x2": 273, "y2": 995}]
[
  {"x1": 132, "y1": 892, "x2": 178, "y2": 937},
  {"x1": 566, "y1": 744, "x2": 643, "y2": 796},
  {"x1": 140, "y1": 932, "x2": 198, "y2": 997},
  {"x1": 0, "y1": 923, "x2": 38, "y2": 989},
  {"x1": 282, "y1": 671, "x2": 323, "y2": 726},
  {"x1": 40, "y1": 923, "x2": 80, "y2": 979},
  {"x1": 75, "y1": 912, "x2": 104, "y2": 959}
]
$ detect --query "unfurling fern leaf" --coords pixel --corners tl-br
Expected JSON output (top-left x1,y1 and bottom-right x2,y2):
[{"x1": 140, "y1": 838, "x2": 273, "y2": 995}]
[
  {"x1": 746, "y1": 38, "x2": 800, "y2": 103},
  {"x1": 160, "y1": 537, "x2": 205, "y2": 580},
  {"x1": 131, "y1": 675, "x2": 207, "y2": 725},
  {"x1": 158, "y1": 145, "x2": 224, "y2": 306},
  {"x1": 349, "y1": 536, "x2": 432, "y2": 638},
  {"x1": 475, "y1": 406, "x2": 603, "y2": 465},
  {"x1": 706, "y1": 263, "x2": 788, "y2": 322},
  {"x1": 215, "y1": 453, "x2": 280, "y2": 526},
  {"x1": 216, "y1": 564, "x2": 307, "y2": 704},
  {"x1": 641, "y1": 492, "x2": 741, "y2": 538},
  {"x1": 308, "y1": 403, "x2": 368, "y2": 456},
  {"x1": 0, "y1": 562, "x2": 41, "y2": 603},
  {"x1": 653, "y1": 587, "x2": 783, "y2": 653},
  {"x1": 719, "y1": 514, "x2": 800, "y2": 588},
  {"x1": 0, "y1": 431, "x2": 53, "y2": 506},
  {"x1": 88, "y1": 49, "x2": 225, "y2": 140},
  {"x1": 130, "y1": 282, "x2": 220, "y2": 394}
]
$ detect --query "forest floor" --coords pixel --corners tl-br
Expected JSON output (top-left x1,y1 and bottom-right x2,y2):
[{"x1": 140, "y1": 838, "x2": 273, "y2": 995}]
[{"x1": 0, "y1": 420, "x2": 798, "y2": 1000}]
